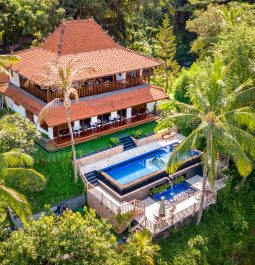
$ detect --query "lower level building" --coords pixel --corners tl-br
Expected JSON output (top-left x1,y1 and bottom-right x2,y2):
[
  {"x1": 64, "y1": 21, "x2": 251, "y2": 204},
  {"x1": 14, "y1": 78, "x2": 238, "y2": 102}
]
[{"x1": 0, "y1": 82, "x2": 167, "y2": 147}]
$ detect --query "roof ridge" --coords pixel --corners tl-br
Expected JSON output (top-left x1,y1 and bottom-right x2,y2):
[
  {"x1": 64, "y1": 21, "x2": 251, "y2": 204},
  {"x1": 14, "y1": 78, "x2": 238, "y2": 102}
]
[
  {"x1": 57, "y1": 19, "x2": 66, "y2": 56},
  {"x1": 116, "y1": 44, "x2": 162, "y2": 65}
]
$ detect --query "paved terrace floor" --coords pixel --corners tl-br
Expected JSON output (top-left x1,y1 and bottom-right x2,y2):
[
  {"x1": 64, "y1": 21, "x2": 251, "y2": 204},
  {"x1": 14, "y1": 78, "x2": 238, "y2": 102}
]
[
  {"x1": 135, "y1": 176, "x2": 203, "y2": 226},
  {"x1": 79, "y1": 133, "x2": 185, "y2": 175}
]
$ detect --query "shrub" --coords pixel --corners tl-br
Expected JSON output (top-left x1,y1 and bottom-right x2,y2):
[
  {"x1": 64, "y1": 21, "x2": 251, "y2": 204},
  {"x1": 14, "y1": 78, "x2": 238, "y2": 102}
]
[
  {"x1": 132, "y1": 129, "x2": 144, "y2": 139},
  {"x1": 109, "y1": 137, "x2": 120, "y2": 147}
]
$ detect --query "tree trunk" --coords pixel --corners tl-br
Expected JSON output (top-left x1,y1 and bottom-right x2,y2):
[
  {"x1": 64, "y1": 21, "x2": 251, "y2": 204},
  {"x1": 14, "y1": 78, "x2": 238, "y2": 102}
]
[
  {"x1": 165, "y1": 58, "x2": 169, "y2": 91},
  {"x1": 66, "y1": 105, "x2": 78, "y2": 182},
  {"x1": 196, "y1": 167, "x2": 207, "y2": 225}
]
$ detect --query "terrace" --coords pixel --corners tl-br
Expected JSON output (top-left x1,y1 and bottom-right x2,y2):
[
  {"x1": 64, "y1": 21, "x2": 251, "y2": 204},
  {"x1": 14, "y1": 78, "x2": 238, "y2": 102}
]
[{"x1": 79, "y1": 134, "x2": 229, "y2": 235}]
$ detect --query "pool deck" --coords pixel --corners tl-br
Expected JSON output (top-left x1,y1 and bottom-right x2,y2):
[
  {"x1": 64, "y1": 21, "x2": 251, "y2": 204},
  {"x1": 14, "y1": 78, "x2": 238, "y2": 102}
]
[
  {"x1": 80, "y1": 133, "x2": 185, "y2": 175},
  {"x1": 135, "y1": 176, "x2": 202, "y2": 228}
]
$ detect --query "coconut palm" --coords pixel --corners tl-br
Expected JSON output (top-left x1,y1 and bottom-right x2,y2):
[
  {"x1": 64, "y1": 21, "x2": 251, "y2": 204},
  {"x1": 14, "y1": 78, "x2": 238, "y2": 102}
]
[
  {"x1": 0, "y1": 150, "x2": 46, "y2": 223},
  {"x1": 37, "y1": 58, "x2": 94, "y2": 182},
  {"x1": 130, "y1": 229, "x2": 159, "y2": 265},
  {"x1": 157, "y1": 59, "x2": 255, "y2": 225},
  {"x1": 0, "y1": 55, "x2": 20, "y2": 76}
]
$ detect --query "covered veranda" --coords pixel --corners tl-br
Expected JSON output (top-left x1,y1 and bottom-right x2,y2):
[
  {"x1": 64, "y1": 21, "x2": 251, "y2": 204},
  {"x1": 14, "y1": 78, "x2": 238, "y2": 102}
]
[{"x1": 50, "y1": 112, "x2": 156, "y2": 147}]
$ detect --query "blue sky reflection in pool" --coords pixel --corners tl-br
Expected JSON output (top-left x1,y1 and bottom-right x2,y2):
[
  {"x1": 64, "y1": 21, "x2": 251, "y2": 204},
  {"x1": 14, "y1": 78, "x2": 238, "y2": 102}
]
[{"x1": 103, "y1": 144, "x2": 200, "y2": 185}]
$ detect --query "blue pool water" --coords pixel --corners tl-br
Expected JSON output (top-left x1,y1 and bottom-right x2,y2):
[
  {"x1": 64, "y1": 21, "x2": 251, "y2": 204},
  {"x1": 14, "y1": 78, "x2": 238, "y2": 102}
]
[
  {"x1": 103, "y1": 144, "x2": 199, "y2": 185},
  {"x1": 153, "y1": 182, "x2": 195, "y2": 201}
]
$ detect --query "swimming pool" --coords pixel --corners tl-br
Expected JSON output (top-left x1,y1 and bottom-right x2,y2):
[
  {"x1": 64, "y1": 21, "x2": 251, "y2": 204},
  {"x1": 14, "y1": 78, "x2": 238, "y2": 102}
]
[
  {"x1": 153, "y1": 182, "x2": 195, "y2": 201},
  {"x1": 103, "y1": 144, "x2": 200, "y2": 185}
]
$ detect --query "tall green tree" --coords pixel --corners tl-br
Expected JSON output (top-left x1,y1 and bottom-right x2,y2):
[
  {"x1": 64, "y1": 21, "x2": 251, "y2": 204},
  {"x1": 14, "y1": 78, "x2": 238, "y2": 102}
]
[
  {"x1": 157, "y1": 59, "x2": 255, "y2": 224},
  {"x1": 0, "y1": 150, "x2": 46, "y2": 222},
  {"x1": 155, "y1": 14, "x2": 180, "y2": 91},
  {"x1": 0, "y1": 208, "x2": 121, "y2": 264}
]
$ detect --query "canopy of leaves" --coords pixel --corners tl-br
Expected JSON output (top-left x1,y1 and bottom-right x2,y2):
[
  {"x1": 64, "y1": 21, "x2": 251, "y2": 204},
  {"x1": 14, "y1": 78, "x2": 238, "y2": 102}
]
[{"x1": 0, "y1": 113, "x2": 40, "y2": 154}]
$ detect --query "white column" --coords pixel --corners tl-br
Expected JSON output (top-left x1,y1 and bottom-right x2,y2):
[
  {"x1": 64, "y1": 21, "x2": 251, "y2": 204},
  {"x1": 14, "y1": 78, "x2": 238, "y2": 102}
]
[
  {"x1": 146, "y1": 102, "x2": 156, "y2": 113},
  {"x1": 48, "y1": 127, "x2": 54, "y2": 139},
  {"x1": 116, "y1": 72, "x2": 126, "y2": 81},
  {"x1": 33, "y1": 114, "x2": 38, "y2": 124},
  {"x1": 9, "y1": 71, "x2": 20, "y2": 87},
  {"x1": 74, "y1": 120, "x2": 81, "y2": 130},
  {"x1": 110, "y1": 111, "x2": 117, "y2": 119},
  {"x1": 19, "y1": 106, "x2": 26, "y2": 117},
  {"x1": 91, "y1": 116, "x2": 97, "y2": 125},
  {"x1": 140, "y1": 69, "x2": 143, "y2": 76},
  {"x1": 126, "y1": 107, "x2": 132, "y2": 119}
]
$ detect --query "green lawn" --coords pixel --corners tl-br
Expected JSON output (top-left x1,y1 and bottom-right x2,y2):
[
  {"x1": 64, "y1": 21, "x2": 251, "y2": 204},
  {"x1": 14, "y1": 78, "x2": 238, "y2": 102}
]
[
  {"x1": 27, "y1": 122, "x2": 157, "y2": 212},
  {"x1": 34, "y1": 121, "x2": 157, "y2": 163}
]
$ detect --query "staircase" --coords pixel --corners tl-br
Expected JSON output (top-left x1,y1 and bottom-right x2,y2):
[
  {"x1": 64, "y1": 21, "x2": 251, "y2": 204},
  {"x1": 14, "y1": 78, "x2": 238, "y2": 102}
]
[
  {"x1": 84, "y1": 171, "x2": 99, "y2": 186},
  {"x1": 119, "y1": 136, "x2": 136, "y2": 151}
]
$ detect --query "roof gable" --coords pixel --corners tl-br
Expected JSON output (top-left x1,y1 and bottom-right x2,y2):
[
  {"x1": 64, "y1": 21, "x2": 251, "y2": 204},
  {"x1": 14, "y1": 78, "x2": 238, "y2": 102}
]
[{"x1": 41, "y1": 19, "x2": 117, "y2": 55}]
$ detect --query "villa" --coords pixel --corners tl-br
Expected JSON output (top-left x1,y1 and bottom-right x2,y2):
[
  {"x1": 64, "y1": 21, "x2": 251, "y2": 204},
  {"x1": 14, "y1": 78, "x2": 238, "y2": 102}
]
[
  {"x1": 0, "y1": 18, "x2": 229, "y2": 236},
  {"x1": 0, "y1": 18, "x2": 168, "y2": 147}
]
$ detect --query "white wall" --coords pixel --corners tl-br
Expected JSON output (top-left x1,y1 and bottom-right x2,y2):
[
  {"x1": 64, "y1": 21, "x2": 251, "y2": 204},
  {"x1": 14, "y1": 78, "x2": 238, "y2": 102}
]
[
  {"x1": 116, "y1": 72, "x2": 126, "y2": 81},
  {"x1": 5, "y1": 96, "x2": 25, "y2": 117},
  {"x1": 126, "y1": 107, "x2": 132, "y2": 119},
  {"x1": 74, "y1": 120, "x2": 81, "y2": 130},
  {"x1": 91, "y1": 116, "x2": 97, "y2": 125},
  {"x1": 33, "y1": 114, "x2": 38, "y2": 124},
  {"x1": 140, "y1": 69, "x2": 143, "y2": 76},
  {"x1": 48, "y1": 127, "x2": 54, "y2": 139},
  {"x1": 5, "y1": 96, "x2": 14, "y2": 110},
  {"x1": 146, "y1": 102, "x2": 156, "y2": 113},
  {"x1": 9, "y1": 71, "x2": 20, "y2": 87},
  {"x1": 110, "y1": 111, "x2": 117, "y2": 119}
]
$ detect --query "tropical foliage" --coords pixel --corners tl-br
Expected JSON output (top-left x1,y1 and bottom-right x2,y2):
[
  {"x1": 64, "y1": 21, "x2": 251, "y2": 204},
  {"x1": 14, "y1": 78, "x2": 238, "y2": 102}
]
[
  {"x1": 0, "y1": 150, "x2": 45, "y2": 222},
  {"x1": 157, "y1": 58, "x2": 255, "y2": 224},
  {"x1": 0, "y1": 113, "x2": 40, "y2": 154},
  {"x1": 0, "y1": 208, "x2": 159, "y2": 265}
]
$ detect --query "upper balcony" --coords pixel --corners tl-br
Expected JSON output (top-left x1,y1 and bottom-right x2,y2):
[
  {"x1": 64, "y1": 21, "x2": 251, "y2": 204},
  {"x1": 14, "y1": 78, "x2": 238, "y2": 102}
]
[{"x1": 18, "y1": 70, "x2": 151, "y2": 103}]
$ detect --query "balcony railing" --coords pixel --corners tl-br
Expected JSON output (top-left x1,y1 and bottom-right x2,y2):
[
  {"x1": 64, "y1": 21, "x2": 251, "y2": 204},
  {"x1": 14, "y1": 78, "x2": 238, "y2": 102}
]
[{"x1": 19, "y1": 76, "x2": 149, "y2": 102}]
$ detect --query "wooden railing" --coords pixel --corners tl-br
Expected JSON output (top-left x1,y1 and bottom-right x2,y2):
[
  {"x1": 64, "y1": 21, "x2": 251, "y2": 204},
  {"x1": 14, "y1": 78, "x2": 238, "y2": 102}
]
[
  {"x1": 86, "y1": 182, "x2": 145, "y2": 216},
  {"x1": 19, "y1": 75, "x2": 149, "y2": 102},
  {"x1": 145, "y1": 192, "x2": 217, "y2": 235}
]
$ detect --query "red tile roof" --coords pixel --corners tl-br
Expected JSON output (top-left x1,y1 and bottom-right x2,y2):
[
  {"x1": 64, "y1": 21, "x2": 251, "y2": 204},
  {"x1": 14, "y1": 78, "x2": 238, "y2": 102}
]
[
  {"x1": 44, "y1": 85, "x2": 167, "y2": 126},
  {"x1": 41, "y1": 19, "x2": 117, "y2": 54},
  {"x1": 10, "y1": 19, "x2": 162, "y2": 86},
  {"x1": 0, "y1": 83, "x2": 44, "y2": 115},
  {"x1": 0, "y1": 74, "x2": 9, "y2": 84}
]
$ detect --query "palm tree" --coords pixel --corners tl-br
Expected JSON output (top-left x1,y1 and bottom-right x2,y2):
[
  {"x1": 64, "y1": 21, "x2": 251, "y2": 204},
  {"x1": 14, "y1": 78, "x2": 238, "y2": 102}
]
[
  {"x1": 0, "y1": 55, "x2": 20, "y2": 76},
  {"x1": 0, "y1": 150, "x2": 46, "y2": 223},
  {"x1": 0, "y1": 33, "x2": 20, "y2": 75},
  {"x1": 157, "y1": 59, "x2": 255, "y2": 225},
  {"x1": 37, "y1": 58, "x2": 94, "y2": 182},
  {"x1": 130, "y1": 229, "x2": 159, "y2": 265}
]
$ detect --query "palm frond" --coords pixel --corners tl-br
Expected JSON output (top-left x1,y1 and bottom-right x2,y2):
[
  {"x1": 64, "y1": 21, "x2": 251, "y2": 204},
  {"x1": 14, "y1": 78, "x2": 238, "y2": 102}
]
[
  {"x1": 217, "y1": 125, "x2": 253, "y2": 177},
  {"x1": 167, "y1": 124, "x2": 205, "y2": 174},
  {"x1": 0, "y1": 184, "x2": 31, "y2": 223},
  {"x1": 0, "y1": 55, "x2": 20, "y2": 75},
  {"x1": 67, "y1": 88, "x2": 79, "y2": 104},
  {"x1": 221, "y1": 123, "x2": 255, "y2": 158},
  {"x1": 0, "y1": 150, "x2": 34, "y2": 170},
  {"x1": 37, "y1": 98, "x2": 62, "y2": 125},
  {"x1": 226, "y1": 87, "x2": 255, "y2": 110},
  {"x1": 4, "y1": 168, "x2": 46, "y2": 191},
  {"x1": 156, "y1": 113, "x2": 200, "y2": 131}
]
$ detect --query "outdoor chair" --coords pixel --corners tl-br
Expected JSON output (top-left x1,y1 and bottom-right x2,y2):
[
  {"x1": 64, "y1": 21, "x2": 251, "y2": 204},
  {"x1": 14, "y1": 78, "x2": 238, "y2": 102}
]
[{"x1": 153, "y1": 214, "x2": 162, "y2": 223}]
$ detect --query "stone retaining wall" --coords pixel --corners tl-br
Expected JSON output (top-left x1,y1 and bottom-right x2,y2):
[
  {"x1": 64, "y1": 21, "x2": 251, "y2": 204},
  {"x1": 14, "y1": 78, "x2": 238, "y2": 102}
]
[
  {"x1": 131, "y1": 132, "x2": 164, "y2": 146},
  {"x1": 77, "y1": 145, "x2": 124, "y2": 166}
]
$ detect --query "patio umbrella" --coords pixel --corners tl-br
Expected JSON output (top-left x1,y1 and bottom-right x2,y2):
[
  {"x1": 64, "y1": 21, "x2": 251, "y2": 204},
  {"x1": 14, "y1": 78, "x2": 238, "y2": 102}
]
[{"x1": 159, "y1": 196, "x2": 166, "y2": 218}]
